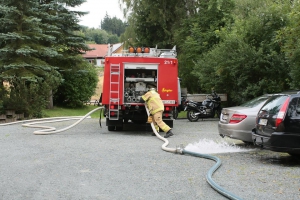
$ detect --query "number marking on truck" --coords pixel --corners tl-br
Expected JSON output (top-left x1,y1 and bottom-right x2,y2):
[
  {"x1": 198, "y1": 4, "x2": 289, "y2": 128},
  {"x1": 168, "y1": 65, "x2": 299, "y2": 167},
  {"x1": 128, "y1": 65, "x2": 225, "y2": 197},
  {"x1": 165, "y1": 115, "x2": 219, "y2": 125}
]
[{"x1": 164, "y1": 60, "x2": 173, "y2": 65}]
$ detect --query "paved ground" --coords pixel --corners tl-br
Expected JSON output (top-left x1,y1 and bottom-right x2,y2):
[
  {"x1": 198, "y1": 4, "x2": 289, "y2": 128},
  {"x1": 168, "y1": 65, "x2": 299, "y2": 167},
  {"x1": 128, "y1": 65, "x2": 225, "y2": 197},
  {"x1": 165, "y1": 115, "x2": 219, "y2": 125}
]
[{"x1": 1, "y1": 118, "x2": 300, "y2": 200}]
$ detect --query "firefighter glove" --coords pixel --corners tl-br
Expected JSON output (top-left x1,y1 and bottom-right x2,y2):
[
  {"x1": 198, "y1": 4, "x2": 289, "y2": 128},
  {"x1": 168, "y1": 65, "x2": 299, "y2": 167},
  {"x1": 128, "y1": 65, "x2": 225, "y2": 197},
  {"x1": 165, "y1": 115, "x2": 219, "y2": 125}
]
[{"x1": 147, "y1": 116, "x2": 153, "y2": 123}]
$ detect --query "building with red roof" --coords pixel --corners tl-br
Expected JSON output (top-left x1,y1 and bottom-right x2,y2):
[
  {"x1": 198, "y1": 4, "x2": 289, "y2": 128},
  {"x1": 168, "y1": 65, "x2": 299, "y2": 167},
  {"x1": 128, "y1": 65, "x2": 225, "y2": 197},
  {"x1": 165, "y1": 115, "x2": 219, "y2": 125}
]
[
  {"x1": 82, "y1": 43, "x2": 124, "y2": 67},
  {"x1": 82, "y1": 44, "x2": 108, "y2": 67}
]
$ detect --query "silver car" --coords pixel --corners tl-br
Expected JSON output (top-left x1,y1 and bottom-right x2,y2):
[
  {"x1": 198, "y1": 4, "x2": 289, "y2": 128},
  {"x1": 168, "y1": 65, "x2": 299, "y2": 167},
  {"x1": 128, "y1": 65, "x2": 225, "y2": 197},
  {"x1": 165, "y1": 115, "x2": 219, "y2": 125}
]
[{"x1": 218, "y1": 95, "x2": 271, "y2": 144}]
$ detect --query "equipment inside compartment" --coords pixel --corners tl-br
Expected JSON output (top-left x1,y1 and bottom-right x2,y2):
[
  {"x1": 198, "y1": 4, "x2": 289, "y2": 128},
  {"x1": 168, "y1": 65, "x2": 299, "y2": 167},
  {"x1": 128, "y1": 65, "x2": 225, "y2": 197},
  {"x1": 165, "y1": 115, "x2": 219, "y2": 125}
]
[{"x1": 124, "y1": 69, "x2": 157, "y2": 103}]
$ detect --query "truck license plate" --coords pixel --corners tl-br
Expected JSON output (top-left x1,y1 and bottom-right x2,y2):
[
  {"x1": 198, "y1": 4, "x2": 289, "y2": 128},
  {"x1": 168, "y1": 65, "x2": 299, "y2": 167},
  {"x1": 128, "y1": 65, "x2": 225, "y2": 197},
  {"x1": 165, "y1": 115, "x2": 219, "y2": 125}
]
[
  {"x1": 259, "y1": 118, "x2": 268, "y2": 125},
  {"x1": 162, "y1": 100, "x2": 175, "y2": 104}
]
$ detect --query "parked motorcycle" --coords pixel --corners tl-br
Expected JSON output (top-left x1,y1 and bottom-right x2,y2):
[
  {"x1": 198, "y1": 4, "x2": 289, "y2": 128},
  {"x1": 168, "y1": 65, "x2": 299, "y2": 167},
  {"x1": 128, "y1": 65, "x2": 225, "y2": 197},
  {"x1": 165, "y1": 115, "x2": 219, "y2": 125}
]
[
  {"x1": 172, "y1": 96, "x2": 189, "y2": 119},
  {"x1": 185, "y1": 91, "x2": 222, "y2": 122}
]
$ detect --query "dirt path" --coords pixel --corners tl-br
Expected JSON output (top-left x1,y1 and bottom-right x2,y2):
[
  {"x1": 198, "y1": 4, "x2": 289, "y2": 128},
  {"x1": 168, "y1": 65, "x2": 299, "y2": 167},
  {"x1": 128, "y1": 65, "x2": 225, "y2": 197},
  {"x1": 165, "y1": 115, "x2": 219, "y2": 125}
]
[{"x1": 91, "y1": 71, "x2": 103, "y2": 101}]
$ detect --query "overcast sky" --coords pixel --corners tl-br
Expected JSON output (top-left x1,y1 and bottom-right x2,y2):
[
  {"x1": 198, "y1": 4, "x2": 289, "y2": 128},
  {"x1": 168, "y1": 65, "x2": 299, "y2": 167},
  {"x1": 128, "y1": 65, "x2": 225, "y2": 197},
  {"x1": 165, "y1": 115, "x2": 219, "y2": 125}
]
[{"x1": 72, "y1": 0, "x2": 125, "y2": 29}]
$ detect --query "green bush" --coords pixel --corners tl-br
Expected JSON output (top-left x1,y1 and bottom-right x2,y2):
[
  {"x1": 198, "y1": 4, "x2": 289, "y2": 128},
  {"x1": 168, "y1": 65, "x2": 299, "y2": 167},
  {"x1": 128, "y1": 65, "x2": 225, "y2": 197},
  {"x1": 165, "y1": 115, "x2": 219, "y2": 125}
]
[
  {"x1": 53, "y1": 64, "x2": 98, "y2": 108},
  {"x1": 2, "y1": 76, "x2": 58, "y2": 118}
]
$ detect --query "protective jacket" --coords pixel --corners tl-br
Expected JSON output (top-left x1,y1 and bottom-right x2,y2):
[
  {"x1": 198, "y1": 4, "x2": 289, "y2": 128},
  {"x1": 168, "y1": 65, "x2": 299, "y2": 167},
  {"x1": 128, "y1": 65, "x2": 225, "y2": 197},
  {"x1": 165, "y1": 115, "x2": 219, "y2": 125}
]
[{"x1": 141, "y1": 90, "x2": 164, "y2": 115}]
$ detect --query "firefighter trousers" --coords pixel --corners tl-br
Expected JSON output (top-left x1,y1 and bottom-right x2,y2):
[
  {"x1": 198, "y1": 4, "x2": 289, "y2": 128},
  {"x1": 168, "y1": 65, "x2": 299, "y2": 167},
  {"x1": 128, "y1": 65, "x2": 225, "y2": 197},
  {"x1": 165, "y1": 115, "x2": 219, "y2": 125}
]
[{"x1": 153, "y1": 111, "x2": 171, "y2": 133}]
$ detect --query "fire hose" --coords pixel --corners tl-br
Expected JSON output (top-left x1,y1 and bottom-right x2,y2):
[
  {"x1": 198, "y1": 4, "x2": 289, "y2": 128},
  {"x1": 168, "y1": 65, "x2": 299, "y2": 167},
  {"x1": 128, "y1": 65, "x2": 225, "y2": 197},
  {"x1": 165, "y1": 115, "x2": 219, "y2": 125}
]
[
  {"x1": 0, "y1": 107, "x2": 103, "y2": 135},
  {"x1": 1, "y1": 106, "x2": 242, "y2": 199},
  {"x1": 144, "y1": 106, "x2": 243, "y2": 200}
]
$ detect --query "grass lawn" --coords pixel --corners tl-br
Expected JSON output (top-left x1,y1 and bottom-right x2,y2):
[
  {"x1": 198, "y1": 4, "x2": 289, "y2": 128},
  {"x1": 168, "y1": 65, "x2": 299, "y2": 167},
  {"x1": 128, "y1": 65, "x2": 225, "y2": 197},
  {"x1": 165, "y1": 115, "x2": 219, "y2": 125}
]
[
  {"x1": 43, "y1": 106, "x2": 187, "y2": 119},
  {"x1": 43, "y1": 105, "x2": 103, "y2": 119},
  {"x1": 177, "y1": 111, "x2": 187, "y2": 119}
]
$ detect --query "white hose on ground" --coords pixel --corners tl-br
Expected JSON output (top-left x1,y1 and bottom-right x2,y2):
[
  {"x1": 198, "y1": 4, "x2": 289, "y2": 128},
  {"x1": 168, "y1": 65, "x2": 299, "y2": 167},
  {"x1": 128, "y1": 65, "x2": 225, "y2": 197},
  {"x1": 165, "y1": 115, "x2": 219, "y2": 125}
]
[
  {"x1": 0, "y1": 107, "x2": 103, "y2": 135},
  {"x1": 144, "y1": 106, "x2": 176, "y2": 153}
]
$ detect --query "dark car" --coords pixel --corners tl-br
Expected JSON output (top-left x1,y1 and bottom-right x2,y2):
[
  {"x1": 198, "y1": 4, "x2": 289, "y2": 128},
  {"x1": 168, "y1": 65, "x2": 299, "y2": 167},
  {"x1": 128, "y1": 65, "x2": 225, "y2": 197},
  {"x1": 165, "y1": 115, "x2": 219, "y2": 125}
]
[{"x1": 252, "y1": 91, "x2": 300, "y2": 156}]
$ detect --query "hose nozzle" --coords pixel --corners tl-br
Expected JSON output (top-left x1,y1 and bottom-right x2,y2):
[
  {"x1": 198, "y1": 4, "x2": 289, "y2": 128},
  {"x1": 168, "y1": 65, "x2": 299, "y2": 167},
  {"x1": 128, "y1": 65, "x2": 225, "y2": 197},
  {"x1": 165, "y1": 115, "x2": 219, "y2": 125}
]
[{"x1": 176, "y1": 144, "x2": 184, "y2": 154}]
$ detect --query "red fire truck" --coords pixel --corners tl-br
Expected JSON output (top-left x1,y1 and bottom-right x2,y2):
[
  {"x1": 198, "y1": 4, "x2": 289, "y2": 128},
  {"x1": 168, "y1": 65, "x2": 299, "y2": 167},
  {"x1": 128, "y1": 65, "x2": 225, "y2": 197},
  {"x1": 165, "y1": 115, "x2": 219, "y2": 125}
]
[{"x1": 101, "y1": 46, "x2": 181, "y2": 131}]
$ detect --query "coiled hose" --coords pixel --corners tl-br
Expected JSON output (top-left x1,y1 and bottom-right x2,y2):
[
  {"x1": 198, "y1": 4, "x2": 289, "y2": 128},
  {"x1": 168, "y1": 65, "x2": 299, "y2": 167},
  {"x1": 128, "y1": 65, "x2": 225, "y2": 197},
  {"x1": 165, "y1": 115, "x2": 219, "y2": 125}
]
[
  {"x1": 0, "y1": 107, "x2": 103, "y2": 135},
  {"x1": 145, "y1": 106, "x2": 242, "y2": 200}
]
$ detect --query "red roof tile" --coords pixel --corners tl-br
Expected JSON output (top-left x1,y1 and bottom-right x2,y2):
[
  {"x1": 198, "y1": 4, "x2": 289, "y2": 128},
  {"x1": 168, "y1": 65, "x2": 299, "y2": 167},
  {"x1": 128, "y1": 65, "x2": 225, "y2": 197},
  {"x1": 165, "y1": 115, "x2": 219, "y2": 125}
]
[{"x1": 82, "y1": 44, "x2": 108, "y2": 58}]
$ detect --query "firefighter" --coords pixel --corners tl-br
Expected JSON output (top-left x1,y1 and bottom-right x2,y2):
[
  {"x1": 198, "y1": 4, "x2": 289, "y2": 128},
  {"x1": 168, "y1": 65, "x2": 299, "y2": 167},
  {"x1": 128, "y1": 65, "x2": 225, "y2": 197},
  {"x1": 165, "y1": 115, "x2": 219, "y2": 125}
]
[{"x1": 140, "y1": 88, "x2": 174, "y2": 138}]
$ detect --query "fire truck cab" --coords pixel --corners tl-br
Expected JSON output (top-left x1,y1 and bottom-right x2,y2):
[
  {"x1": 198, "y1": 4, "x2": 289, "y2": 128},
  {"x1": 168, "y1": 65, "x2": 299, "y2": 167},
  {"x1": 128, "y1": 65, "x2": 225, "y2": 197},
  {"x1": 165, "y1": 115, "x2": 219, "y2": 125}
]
[{"x1": 101, "y1": 46, "x2": 180, "y2": 131}]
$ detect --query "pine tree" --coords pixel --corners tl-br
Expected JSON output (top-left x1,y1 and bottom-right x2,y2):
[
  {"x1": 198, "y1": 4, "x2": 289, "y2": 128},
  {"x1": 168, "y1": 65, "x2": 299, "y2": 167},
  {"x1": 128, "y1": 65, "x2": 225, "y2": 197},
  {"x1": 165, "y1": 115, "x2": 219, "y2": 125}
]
[{"x1": 0, "y1": 0, "x2": 93, "y2": 116}]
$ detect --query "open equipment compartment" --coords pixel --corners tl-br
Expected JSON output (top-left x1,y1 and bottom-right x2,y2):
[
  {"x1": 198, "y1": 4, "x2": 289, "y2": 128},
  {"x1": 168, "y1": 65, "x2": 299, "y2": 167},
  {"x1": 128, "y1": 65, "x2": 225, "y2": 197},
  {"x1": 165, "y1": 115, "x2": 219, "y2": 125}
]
[{"x1": 124, "y1": 63, "x2": 158, "y2": 103}]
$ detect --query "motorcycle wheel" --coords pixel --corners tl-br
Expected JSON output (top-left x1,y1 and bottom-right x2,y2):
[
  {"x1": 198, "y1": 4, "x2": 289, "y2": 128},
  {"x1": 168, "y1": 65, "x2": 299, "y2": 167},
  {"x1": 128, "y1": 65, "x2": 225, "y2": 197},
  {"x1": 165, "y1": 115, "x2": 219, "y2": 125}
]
[
  {"x1": 173, "y1": 107, "x2": 179, "y2": 119},
  {"x1": 187, "y1": 110, "x2": 199, "y2": 122}
]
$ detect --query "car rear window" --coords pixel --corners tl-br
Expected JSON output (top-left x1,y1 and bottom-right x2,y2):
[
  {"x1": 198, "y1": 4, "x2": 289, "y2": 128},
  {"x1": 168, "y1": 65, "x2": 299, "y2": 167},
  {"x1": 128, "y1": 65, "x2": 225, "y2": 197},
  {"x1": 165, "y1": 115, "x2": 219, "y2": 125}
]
[
  {"x1": 260, "y1": 95, "x2": 289, "y2": 115},
  {"x1": 240, "y1": 96, "x2": 269, "y2": 108},
  {"x1": 287, "y1": 97, "x2": 300, "y2": 117}
]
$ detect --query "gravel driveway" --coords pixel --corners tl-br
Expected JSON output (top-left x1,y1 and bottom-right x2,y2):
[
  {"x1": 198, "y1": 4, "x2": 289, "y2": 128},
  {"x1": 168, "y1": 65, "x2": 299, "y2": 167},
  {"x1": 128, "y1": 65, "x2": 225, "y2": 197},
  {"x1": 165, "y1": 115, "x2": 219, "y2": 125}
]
[{"x1": 1, "y1": 118, "x2": 299, "y2": 200}]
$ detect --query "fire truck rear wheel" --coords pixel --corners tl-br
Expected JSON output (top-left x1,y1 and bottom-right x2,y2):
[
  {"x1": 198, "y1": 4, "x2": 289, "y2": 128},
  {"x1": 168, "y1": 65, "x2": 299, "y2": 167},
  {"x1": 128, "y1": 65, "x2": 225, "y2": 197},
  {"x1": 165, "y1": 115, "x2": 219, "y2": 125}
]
[
  {"x1": 116, "y1": 126, "x2": 123, "y2": 131},
  {"x1": 132, "y1": 119, "x2": 147, "y2": 124},
  {"x1": 108, "y1": 126, "x2": 115, "y2": 131}
]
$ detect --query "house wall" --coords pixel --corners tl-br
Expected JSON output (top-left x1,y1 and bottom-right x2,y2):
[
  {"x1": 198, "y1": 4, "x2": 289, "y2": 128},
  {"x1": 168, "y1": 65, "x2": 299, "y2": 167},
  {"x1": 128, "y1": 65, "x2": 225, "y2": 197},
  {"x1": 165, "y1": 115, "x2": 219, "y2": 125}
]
[{"x1": 96, "y1": 59, "x2": 105, "y2": 67}]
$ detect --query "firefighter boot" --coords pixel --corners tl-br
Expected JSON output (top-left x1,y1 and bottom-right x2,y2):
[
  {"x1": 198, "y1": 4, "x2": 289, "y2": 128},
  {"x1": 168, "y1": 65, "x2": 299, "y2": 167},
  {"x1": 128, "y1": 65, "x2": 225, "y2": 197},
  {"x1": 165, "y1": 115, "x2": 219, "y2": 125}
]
[{"x1": 164, "y1": 130, "x2": 174, "y2": 138}]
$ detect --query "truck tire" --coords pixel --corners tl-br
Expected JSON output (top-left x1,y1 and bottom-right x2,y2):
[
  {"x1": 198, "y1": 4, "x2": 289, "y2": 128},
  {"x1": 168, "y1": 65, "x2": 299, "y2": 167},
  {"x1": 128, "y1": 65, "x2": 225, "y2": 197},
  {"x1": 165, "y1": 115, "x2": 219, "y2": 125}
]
[
  {"x1": 116, "y1": 126, "x2": 123, "y2": 131},
  {"x1": 132, "y1": 119, "x2": 147, "y2": 124},
  {"x1": 108, "y1": 126, "x2": 115, "y2": 131}
]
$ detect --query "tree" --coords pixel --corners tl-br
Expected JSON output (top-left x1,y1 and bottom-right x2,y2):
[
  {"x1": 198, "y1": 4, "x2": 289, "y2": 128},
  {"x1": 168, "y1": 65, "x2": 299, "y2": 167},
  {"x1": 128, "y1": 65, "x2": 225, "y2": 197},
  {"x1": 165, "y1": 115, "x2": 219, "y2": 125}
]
[
  {"x1": 120, "y1": 0, "x2": 185, "y2": 48},
  {"x1": 84, "y1": 28, "x2": 109, "y2": 44},
  {"x1": 120, "y1": 0, "x2": 235, "y2": 92},
  {"x1": 0, "y1": 0, "x2": 62, "y2": 116},
  {"x1": 278, "y1": 0, "x2": 300, "y2": 89},
  {"x1": 0, "y1": 0, "x2": 96, "y2": 116},
  {"x1": 173, "y1": 0, "x2": 235, "y2": 93},
  {"x1": 101, "y1": 13, "x2": 126, "y2": 36},
  {"x1": 53, "y1": 64, "x2": 98, "y2": 108},
  {"x1": 194, "y1": 0, "x2": 291, "y2": 105},
  {"x1": 108, "y1": 34, "x2": 119, "y2": 44}
]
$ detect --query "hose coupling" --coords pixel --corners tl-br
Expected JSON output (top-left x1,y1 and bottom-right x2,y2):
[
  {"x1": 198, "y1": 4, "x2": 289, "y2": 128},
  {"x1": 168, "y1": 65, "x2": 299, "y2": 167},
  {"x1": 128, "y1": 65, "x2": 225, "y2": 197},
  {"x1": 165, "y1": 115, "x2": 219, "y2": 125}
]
[{"x1": 176, "y1": 144, "x2": 184, "y2": 154}]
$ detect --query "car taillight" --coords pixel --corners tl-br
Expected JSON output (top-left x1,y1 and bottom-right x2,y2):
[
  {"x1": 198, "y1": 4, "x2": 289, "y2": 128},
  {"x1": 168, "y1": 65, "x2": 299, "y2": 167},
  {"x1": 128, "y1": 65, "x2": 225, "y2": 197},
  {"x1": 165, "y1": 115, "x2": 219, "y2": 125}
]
[
  {"x1": 229, "y1": 114, "x2": 247, "y2": 124},
  {"x1": 275, "y1": 97, "x2": 290, "y2": 127}
]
